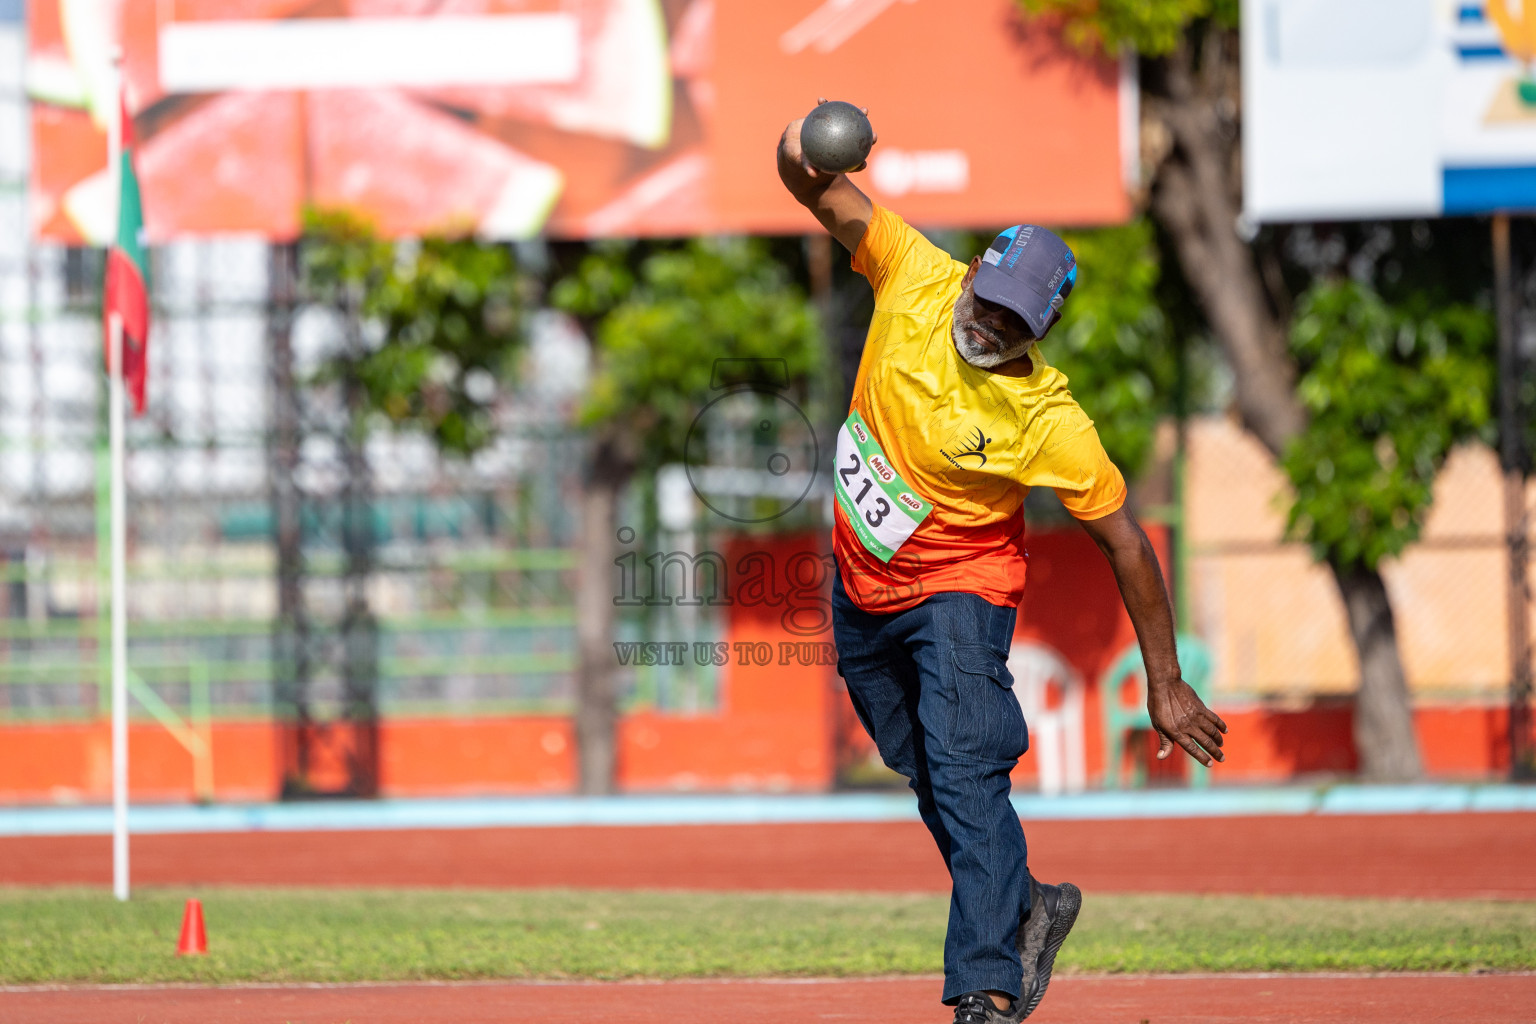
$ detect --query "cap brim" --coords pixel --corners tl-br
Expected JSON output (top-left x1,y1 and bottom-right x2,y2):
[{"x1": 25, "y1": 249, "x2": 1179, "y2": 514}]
[{"x1": 974, "y1": 263, "x2": 1053, "y2": 339}]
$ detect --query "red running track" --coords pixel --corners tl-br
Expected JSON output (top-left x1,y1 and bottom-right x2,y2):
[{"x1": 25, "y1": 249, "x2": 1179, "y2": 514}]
[
  {"x1": 3, "y1": 975, "x2": 1534, "y2": 1024},
  {"x1": 2, "y1": 814, "x2": 1534, "y2": 898}
]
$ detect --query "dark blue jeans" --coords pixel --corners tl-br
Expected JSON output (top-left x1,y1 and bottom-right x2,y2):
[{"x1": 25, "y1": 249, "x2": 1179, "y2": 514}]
[{"x1": 832, "y1": 569, "x2": 1032, "y2": 1003}]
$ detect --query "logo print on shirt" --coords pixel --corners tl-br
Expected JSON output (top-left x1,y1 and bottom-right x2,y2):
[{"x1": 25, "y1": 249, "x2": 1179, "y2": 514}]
[{"x1": 941, "y1": 427, "x2": 992, "y2": 469}]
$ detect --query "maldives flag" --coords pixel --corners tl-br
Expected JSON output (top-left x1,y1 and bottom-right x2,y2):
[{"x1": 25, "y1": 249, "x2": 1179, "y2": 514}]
[{"x1": 103, "y1": 99, "x2": 149, "y2": 415}]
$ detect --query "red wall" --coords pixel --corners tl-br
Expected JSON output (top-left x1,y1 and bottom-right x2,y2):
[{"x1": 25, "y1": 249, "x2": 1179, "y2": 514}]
[
  {"x1": 831, "y1": 526, "x2": 1514, "y2": 787},
  {"x1": 0, "y1": 704, "x2": 1508, "y2": 806},
  {"x1": 0, "y1": 530, "x2": 1515, "y2": 805}
]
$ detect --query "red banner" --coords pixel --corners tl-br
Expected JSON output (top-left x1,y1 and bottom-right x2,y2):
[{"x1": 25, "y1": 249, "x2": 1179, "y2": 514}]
[{"x1": 30, "y1": 0, "x2": 1130, "y2": 242}]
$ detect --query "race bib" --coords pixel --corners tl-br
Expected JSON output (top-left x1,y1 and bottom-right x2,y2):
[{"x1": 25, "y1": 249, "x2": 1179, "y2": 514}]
[{"x1": 834, "y1": 411, "x2": 933, "y2": 563}]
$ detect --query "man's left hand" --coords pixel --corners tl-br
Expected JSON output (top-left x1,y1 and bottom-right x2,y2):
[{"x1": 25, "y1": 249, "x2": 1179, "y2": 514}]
[{"x1": 1148, "y1": 678, "x2": 1227, "y2": 766}]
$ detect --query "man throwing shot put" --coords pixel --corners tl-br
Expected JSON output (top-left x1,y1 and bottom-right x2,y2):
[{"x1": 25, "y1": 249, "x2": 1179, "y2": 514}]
[{"x1": 777, "y1": 103, "x2": 1229, "y2": 1023}]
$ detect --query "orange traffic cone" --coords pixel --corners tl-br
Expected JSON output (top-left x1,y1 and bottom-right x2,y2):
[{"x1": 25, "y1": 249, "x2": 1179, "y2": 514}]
[{"x1": 175, "y1": 898, "x2": 207, "y2": 956}]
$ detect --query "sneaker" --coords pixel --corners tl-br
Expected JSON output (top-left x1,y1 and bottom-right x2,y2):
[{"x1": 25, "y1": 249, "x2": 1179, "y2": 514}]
[
  {"x1": 951, "y1": 990, "x2": 1024, "y2": 1024},
  {"x1": 1015, "y1": 879, "x2": 1082, "y2": 1019}
]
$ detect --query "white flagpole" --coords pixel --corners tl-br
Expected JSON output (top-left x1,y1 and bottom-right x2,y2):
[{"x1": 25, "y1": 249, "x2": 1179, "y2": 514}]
[
  {"x1": 110, "y1": 313, "x2": 128, "y2": 902},
  {"x1": 107, "y1": 51, "x2": 130, "y2": 904}
]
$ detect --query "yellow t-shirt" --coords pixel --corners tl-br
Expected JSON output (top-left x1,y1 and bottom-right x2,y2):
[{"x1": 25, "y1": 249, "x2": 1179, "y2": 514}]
[{"x1": 836, "y1": 205, "x2": 1127, "y2": 613}]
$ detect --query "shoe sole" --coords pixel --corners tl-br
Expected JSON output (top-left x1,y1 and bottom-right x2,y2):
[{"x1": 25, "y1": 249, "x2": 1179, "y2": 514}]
[{"x1": 1021, "y1": 882, "x2": 1080, "y2": 1020}]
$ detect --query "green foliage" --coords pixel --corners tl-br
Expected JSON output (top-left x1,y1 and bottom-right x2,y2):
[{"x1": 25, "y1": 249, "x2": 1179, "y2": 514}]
[
  {"x1": 301, "y1": 219, "x2": 823, "y2": 477},
  {"x1": 1014, "y1": 0, "x2": 1236, "y2": 56},
  {"x1": 551, "y1": 238, "x2": 824, "y2": 468},
  {"x1": 546, "y1": 240, "x2": 638, "y2": 323},
  {"x1": 302, "y1": 210, "x2": 529, "y2": 455},
  {"x1": 301, "y1": 209, "x2": 394, "y2": 307},
  {"x1": 1051, "y1": 218, "x2": 1185, "y2": 475},
  {"x1": 1282, "y1": 280, "x2": 1495, "y2": 570},
  {"x1": 359, "y1": 239, "x2": 526, "y2": 455}
]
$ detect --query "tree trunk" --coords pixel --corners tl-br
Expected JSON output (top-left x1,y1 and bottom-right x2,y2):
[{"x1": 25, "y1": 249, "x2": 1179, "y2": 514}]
[
  {"x1": 1148, "y1": 41, "x2": 1304, "y2": 459},
  {"x1": 574, "y1": 436, "x2": 629, "y2": 795},
  {"x1": 1330, "y1": 564, "x2": 1423, "y2": 781},
  {"x1": 1145, "y1": 31, "x2": 1422, "y2": 779}
]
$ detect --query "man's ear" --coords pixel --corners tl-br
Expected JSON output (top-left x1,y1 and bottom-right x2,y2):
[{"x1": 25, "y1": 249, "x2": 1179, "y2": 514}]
[{"x1": 962, "y1": 256, "x2": 981, "y2": 288}]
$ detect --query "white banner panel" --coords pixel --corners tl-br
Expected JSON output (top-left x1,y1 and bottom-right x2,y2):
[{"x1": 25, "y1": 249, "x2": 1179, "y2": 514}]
[
  {"x1": 1243, "y1": 0, "x2": 1536, "y2": 221},
  {"x1": 160, "y1": 16, "x2": 581, "y2": 93}
]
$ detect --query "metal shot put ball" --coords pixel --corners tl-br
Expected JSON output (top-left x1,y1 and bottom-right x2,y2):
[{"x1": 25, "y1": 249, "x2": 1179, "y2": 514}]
[{"x1": 800, "y1": 101, "x2": 874, "y2": 175}]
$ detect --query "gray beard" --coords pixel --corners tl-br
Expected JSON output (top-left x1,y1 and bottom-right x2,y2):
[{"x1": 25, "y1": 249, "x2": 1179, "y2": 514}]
[{"x1": 952, "y1": 292, "x2": 1033, "y2": 368}]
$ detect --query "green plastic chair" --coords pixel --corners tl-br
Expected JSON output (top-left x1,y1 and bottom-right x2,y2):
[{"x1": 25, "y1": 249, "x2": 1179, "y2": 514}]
[{"x1": 1101, "y1": 633, "x2": 1213, "y2": 789}]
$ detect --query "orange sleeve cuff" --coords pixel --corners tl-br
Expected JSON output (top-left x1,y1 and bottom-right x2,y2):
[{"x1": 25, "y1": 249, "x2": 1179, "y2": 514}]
[{"x1": 1065, "y1": 477, "x2": 1128, "y2": 521}]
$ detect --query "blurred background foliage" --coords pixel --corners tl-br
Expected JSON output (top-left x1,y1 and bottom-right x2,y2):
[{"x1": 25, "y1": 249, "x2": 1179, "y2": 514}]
[
  {"x1": 1267, "y1": 219, "x2": 1501, "y2": 571},
  {"x1": 1052, "y1": 218, "x2": 1217, "y2": 476},
  {"x1": 302, "y1": 221, "x2": 825, "y2": 479},
  {"x1": 1016, "y1": 0, "x2": 1237, "y2": 55},
  {"x1": 1282, "y1": 280, "x2": 1495, "y2": 570},
  {"x1": 550, "y1": 237, "x2": 824, "y2": 471},
  {"x1": 302, "y1": 210, "x2": 530, "y2": 456}
]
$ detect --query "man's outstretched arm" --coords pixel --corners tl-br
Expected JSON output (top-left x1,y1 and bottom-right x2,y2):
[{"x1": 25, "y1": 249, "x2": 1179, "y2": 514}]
[
  {"x1": 777, "y1": 103, "x2": 874, "y2": 254},
  {"x1": 1076, "y1": 506, "x2": 1228, "y2": 766}
]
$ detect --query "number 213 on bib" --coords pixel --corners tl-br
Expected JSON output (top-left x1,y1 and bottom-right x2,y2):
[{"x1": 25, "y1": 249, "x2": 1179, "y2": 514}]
[{"x1": 834, "y1": 412, "x2": 932, "y2": 563}]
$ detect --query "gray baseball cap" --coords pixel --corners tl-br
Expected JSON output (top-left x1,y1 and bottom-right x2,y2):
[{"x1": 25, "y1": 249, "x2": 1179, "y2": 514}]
[{"x1": 973, "y1": 225, "x2": 1077, "y2": 339}]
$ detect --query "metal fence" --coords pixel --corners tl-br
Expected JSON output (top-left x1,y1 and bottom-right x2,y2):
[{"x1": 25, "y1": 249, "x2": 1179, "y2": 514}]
[
  {"x1": 1182, "y1": 417, "x2": 1533, "y2": 707},
  {"x1": 0, "y1": 244, "x2": 785, "y2": 739}
]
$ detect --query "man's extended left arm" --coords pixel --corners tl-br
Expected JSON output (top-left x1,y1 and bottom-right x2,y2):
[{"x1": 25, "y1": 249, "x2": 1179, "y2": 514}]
[{"x1": 1076, "y1": 507, "x2": 1228, "y2": 766}]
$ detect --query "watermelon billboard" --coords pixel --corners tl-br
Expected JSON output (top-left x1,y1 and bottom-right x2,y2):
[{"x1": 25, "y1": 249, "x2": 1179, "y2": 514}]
[{"x1": 30, "y1": 0, "x2": 1132, "y2": 243}]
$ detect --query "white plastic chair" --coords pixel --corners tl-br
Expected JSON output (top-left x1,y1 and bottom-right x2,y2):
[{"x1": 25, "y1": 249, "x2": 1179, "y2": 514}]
[{"x1": 1007, "y1": 640, "x2": 1086, "y2": 796}]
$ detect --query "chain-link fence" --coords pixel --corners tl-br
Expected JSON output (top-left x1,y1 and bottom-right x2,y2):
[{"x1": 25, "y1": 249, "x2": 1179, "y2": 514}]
[
  {"x1": 0, "y1": 231, "x2": 600, "y2": 723},
  {"x1": 1185, "y1": 417, "x2": 1534, "y2": 707},
  {"x1": 0, "y1": 259, "x2": 801, "y2": 750}
]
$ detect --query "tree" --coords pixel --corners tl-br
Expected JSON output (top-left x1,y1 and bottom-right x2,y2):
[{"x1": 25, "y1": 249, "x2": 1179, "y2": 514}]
[
  {"x1": 1282, "y1": 281, "x2": 1495, "y2": 775},
  {"x1": 304, "y1": 211, "x2": 531, "y2": 457},
  {"x1": 1015, "y1": 0, "x2": 1498, "y2": 778},
  {"x1": 549, "y1": 238, "x2": 823, "y2": 793},
  {"x1": 295, "y1": 213, "x2": 535, "y2": 795},
  {"x1": 1050, "y1": 217, "x2": 1208, "y2": 475},
  {"x1": 306, "y1": 220, "x2": 824, "y2": 794},
  {"x1": 1284, "y1": 282, "x2": 1495, "y2": 573}
]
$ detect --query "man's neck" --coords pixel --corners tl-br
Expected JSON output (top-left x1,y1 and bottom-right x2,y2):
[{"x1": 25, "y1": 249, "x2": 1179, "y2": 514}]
[{"x1": 986, "y1": 352, "x2": 1034, "y2": 378}]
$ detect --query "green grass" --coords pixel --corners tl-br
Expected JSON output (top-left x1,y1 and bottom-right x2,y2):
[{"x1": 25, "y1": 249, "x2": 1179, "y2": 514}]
[{"x1": 1, "y1": 888, "x2": 1533, "y2": 985}]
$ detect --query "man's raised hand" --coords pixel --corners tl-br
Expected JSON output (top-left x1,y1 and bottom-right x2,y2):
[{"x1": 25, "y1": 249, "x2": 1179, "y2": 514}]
[
  {"x1": 775, "y1": 99, "x2": 874, "y2": 254},
  {"x1": 778, "y1": 99, "x2": 877, "y2": 191}
]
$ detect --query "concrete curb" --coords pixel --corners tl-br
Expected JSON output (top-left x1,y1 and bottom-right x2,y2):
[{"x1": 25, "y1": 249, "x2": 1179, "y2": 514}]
[{"x1": 2, "y1": 783, "x2": 1534, "y2": 836}]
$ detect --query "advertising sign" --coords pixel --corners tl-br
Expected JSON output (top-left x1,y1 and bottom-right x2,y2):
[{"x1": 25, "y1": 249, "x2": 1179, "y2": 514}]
[
  {"x1": 30, "y1": 0, "x2": 1131, "y2": 243},
  {"x1": 1244, "y1": 0, "x2": 1536, "y2": 222}
]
